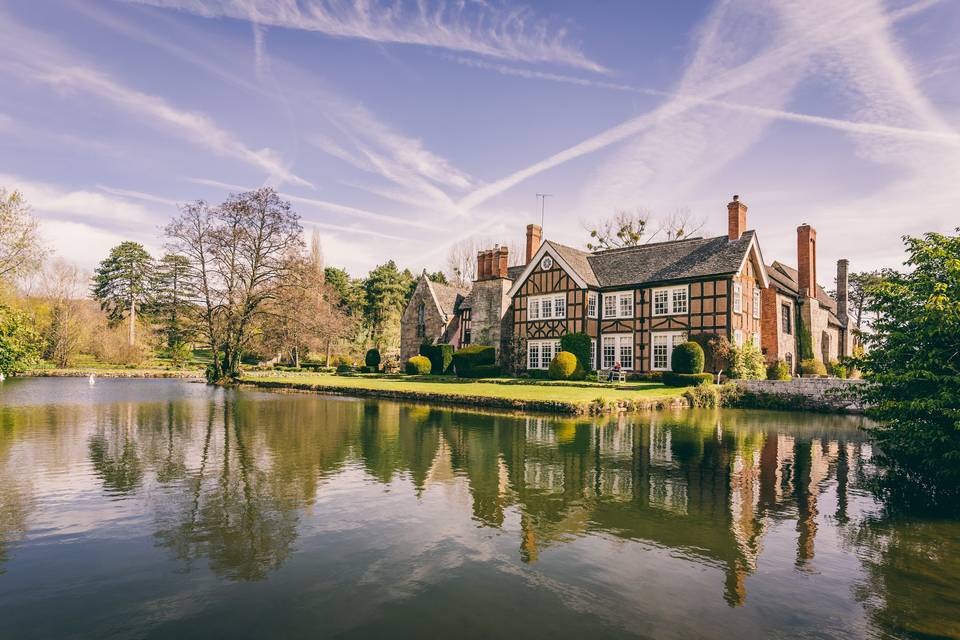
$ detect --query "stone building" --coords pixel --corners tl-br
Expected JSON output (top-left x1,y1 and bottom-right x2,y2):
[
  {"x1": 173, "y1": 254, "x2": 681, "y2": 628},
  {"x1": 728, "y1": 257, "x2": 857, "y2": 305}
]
[{"x1": 399, "y1": 273, "x2": 469, "y2": 362}]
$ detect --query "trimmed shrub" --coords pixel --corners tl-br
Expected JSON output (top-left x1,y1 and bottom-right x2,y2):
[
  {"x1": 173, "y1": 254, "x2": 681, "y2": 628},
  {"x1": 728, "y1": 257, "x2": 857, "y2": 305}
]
[
  {"x1": 470, "y1": 364, "x2": 501, "y2": 378},
  {"x1": 560, "y1": 333, "x2": 592, "y2": 371},
  {"x1": 452, "y1": 345, "x2": 495, "y2": 377},
  {"x1": 548, "y1": 351, "x2": 580, "y2": 380},
  {"x1": 799, "y1": 358, "x2": 827, "y2": 376},
  {"x1": 663, "y1": 371, "x2": 714, "y2": 387},
  {"x1": 335, "y1": 363, "x2": 354, "y2": 374},
  {"x1": 419, "y1": 343, "x2": 455, "y2": 374},
  {"x1": 405, "y1": 355, "x2": 432, "y2": 375},
  {"x1": 671, "y1": 341, "x2": 705, "y2": 374},
  {"x1": 365, "y1": 348, "x2": 381, "y2": 370},
  {"x1": 689, "y1": 333, "x2": 732, "y2": 373},
  {"x1": 627, "y1": 371, "x2": 663, "y2": 382},
  {"x1": 767, "y1": 360, "x2": 792, "y2": 381}
]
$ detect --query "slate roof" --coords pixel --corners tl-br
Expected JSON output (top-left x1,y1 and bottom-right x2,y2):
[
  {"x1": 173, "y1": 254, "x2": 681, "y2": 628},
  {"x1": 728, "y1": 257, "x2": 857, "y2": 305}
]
[
  {"x1": 765, "y1": 261, "x2": 842, "y2": 324},
  {"x1": 428, "y1": 279, "x2": 469, "y2": 317},
  {"x1": 540, "y1": 232, "x2": 756, "y2": 289}
]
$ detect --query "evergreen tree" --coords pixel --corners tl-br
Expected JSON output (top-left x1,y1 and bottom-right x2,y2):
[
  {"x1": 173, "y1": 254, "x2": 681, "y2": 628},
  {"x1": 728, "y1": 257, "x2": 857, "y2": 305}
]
[
  {"x1": 363, "y1": 261, "x2": 415, "y2": 350},
  {"x1": 150, "y1": 254, "x2": 196, "y2": 351},
  {"x1": 91, "y1": 242, "x2": 153, "y2": 346}
]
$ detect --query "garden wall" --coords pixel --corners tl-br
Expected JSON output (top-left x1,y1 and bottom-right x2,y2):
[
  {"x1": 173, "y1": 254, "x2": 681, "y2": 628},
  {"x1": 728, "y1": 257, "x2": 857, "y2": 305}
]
[{"x1": 734, "y1": 378, "x2": 866, "y2": 413}]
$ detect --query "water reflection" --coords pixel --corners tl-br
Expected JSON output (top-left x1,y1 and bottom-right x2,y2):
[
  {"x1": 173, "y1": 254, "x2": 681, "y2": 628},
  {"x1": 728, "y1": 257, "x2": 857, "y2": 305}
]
[{"x1": 0, "y1": 379, "x2": 958, "y2": 639}]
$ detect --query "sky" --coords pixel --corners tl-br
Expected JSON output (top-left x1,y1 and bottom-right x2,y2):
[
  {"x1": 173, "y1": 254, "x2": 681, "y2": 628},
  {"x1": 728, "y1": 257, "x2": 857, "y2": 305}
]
[{"x1": 1, "y1": 0, "x2": 958, "y2": 281}]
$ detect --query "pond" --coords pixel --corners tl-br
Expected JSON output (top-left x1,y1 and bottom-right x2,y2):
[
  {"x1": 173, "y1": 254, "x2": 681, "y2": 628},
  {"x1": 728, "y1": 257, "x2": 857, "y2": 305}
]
[{"x1": 0, "y1": 379, "x2": 957, "y2": 639}]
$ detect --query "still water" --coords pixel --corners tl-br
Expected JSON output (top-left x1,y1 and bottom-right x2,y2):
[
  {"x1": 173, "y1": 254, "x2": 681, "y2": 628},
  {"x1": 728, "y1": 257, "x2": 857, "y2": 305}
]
[{"x1": 0, "y1": 379, "x2": 957, "y2": 639}]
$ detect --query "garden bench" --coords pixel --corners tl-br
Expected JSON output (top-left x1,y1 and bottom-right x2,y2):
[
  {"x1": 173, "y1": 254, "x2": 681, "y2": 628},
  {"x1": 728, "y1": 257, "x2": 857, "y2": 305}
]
[{"x1": 602, "y1": 369, "x2": 627, "y2": 384}]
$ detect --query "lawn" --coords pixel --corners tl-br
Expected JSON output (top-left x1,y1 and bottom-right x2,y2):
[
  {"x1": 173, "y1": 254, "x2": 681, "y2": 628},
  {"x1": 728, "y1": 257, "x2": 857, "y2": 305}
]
[{"x1": 241, "y1": 372, "x2": 687, "y2": 410}]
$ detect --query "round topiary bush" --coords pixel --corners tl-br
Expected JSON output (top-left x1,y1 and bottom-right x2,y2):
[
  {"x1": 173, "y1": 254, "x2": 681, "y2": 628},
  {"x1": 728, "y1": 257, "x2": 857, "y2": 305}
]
[
  {"x1": 548, "y1": 351, "x2": 579, "y2": 380},
  {"x1": 767, "y1": 359, "x2": 791, "y2": 381},
  {"x1": 365, "y1": 348, "x2": 381, "y2": 369},
  {"x1": 671, "y1": 341, "x2": 705, "y2": 374},
  {"x1": 405, "y1": 355, "x2": 432, "y2": 375}
]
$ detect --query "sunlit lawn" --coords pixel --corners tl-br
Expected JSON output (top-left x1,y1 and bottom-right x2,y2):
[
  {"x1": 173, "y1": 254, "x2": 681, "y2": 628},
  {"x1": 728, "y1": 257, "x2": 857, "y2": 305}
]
[{"x1": 242, "y1": 372, "x2": 686, "y2": 404}]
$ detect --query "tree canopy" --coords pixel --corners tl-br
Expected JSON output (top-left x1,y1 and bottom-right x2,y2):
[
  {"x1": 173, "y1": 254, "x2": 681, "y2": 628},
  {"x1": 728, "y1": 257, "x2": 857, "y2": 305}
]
[
  {"x1": 91, "y1": 241, "x2": 153, "y2": 346},
  {"x1": 856, "y1": 229, "x2": 960, "y2": 507},
  {"x1": 0, "y1": 187, "x2": 46, "y2": 282}
]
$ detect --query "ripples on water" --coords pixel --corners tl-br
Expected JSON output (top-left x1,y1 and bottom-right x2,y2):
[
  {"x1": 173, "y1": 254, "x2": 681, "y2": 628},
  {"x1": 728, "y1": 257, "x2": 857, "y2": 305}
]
[{"x1": 0, "y1": 378, "x2": 957, "y2": 639}]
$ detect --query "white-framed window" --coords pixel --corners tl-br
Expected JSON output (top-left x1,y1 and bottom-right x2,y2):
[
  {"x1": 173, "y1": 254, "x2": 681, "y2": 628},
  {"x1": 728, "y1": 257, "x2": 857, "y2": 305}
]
[
  {"x1": 528, "y1": 294, "x2": 566, "y2": 320},
  {"x1": 651, "y1": 285, "x2": 689, "y2": 316},
  {"x1": 734, "y1": 329, "x2": 744, "y2": 347},
  {"x1": 590, "y1": 338, "x2": 597, "y2": 369},
  {"x1": 601, "y1": 334, "x2": 633, "y2": 370},
  {"x1": 587, "y1": 292, "x2": 598, "y2": 318},
  {"x1": 603, "y1": 292, "x2": 634, "y2": 319},
  {"x1": 753, "y1": 286, "x2": 761, "y2": 319},
  {"x1": 651, "y1": 331, "x2": 687, "y2": 371},
  {"x1": 527, "y1": 339, "x2": 561, "y2": 369},
  {"x1": 733, "y1": 282, "x2": 743, "y2": 314},
  {"x1": 751, "y1": 332, "x2": 760, "y2": 347}
]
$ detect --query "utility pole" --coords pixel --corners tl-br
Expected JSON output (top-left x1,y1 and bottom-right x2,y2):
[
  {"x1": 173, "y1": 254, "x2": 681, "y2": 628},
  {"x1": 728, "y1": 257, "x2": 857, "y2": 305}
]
[{"x1": 536, "y1": 193, "x2": 552, "y2": 229}]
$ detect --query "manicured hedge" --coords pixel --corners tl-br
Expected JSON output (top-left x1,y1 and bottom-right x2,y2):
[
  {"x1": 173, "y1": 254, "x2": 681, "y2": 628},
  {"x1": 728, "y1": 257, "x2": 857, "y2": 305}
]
[
  {"x1": 469, "y1": 364, "x2": 501, "y2": 378},
  {"x1": 548, "y1": 351, "x2": 579, "y2": 380},
  {"x1": 419, "y1": 343, "x2": 454, "y2": 374},
  {"x1": 365, "y1": 348, "x2": 381, "y2": 369},
  {"x1": 405, "y1": 355, "x2": 432, "y2": 375},
  {"x1": 452, "y1": 345, "x2": 495, "y2": 377},
  {"x1": 663, "y1": 371, "x2": 714, "y2": 387},
  {"x1": 560, "y1": 332, "x2": 592, "y2": 371},
  {"x1": 671, "y1": 341, "x2": 705, "y2": 374}
]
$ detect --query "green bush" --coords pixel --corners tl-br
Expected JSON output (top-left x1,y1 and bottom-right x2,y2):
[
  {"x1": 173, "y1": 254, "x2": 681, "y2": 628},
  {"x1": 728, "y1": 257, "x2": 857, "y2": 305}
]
[
  {"x1": 470, "y1": 364, "x2": 501, "y2": 378},
  {"x1": 335, "y1": 363, "x2": 354, "y2": 374},
  {"x1": 452, "y1": 345, "x2": 495, "y2": 377},
  {"x1": 799, "y1": 358, "x2": 827, "y2": 376},
  {"x1": 728, "y1": 342, "x2": 767, "y2": 380},
  {"x1": 419, "y1": 343, "x2": 455, "y2": 374},
  {"x1": 333, "y1": 355, "x2": 353, "y2": 368},
  {"x1": 365, "y1": 348, "x2": 381, "y2": 369},
  {"x1": 689, "y1": 333, "x2": 732, "y2": 373},
  {"x1": 663, "y1": 371, "x2": 714, "y2": 387},
  {"x1": 767, "y1": 359, "x2": 792, "y2": 381},
  {"x1": 405, "y1": 355, "x2": 432, "y2": 375},
  {"x1": 627, "y1": 371, "x2": 663, "y2": 382},
  {"x1": 560, "y1": 332, "x2": 592, "y2": 371},
  {"x1": 548, "y1": 351, "x2": 580, "y2": 380},
  {"x1": 671, "y1": 341, "x2": 705, "y2": 374},
  {"x1": 827, "y1": 359, "x2": 847, "y2": 379}
]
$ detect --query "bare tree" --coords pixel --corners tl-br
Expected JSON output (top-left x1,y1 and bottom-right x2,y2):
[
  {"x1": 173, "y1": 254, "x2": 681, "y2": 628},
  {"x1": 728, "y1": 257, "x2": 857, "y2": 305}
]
[
  {"x1": 166, "y1": 188, "x2": 303, "y2": 381},
  {"x1": 585, "y1": 206, "x2": 706, "y2": 250},
  {"x1": 0, "y1": 188, "x2": 46, "y2": 282},
  {"x1": 41, "y1": 259, "x2": 88, "y2": 367},
  {"x1": 445, "y1": 237, "x2": 524, "y2": 286}
]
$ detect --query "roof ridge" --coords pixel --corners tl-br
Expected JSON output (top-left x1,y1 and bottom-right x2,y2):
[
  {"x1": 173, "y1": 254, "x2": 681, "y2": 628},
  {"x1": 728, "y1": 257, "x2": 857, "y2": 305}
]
[{"x1": 590, "y1": 233, "x2": 732, "y2": 256}]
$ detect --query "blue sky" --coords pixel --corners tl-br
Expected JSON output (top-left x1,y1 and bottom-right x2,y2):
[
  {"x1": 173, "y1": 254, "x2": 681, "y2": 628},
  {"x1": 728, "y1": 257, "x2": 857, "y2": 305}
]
[{"x1": 1, "y1": 0, "x2": 958, "y2": 279}]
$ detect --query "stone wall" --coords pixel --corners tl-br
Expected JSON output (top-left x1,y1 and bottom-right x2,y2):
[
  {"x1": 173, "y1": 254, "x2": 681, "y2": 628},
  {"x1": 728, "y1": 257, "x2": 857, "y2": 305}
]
[
  {"x1": 400, "y1": 279, "x2": 449, "y2": 362},
  {"x1": 468, "y1": 278, "x2": 511, "y2": 359},
  {"x1": 734, "y1": 378, "x2": 866, "y2": 413}
]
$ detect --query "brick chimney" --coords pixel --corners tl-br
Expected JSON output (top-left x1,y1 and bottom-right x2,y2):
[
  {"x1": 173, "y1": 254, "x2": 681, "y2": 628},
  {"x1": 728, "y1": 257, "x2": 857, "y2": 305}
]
[
  {"x1": 797, "y1": 224, "x2": 817, "y2": 298},
  {"x1": 476, "y1": 250, "x2": 487, "y2": 281},
  {"x1": 727, "y1": 195, "x2": 747, "y2": 241},
  {"x1": 526, "y1": 224, "x2": 542, "y2": 264},
  {"x1": 494, "y1": 245, "x2": 509, "y2": 278},
  {"x1": 836, "y1": 259, "x2": 849, "y2": 325}
]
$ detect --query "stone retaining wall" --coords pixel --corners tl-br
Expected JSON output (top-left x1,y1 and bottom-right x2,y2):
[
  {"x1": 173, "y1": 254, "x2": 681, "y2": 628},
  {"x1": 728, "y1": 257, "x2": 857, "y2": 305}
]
[{"x1": 734, "y1": 378, "x2": 866, "y2": 413}]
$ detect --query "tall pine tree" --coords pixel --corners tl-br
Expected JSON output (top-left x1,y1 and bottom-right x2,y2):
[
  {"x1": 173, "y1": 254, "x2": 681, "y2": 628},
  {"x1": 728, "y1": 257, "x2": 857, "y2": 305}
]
[{"x1": 91, "y1": 241, "x2": 153, "y2": 346}]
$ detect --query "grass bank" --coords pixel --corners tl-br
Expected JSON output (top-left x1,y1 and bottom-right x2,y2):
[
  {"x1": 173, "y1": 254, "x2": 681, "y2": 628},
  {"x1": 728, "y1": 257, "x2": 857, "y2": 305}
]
[
  {"x1": 25, "y1": 367, "x2": 203, "y2": 379},
  {"x1": 239, "y1": 372, "x2": 689, "y2": 414}
]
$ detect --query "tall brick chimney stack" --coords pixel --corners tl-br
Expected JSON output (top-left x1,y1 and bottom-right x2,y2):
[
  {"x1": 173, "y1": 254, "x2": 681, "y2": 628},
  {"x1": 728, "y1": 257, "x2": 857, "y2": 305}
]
[
  {"x1": 836, "y1": 259, "x2": 849, "y2": 324},
  {"x1": 797, "y1": 224, "x2": 817, "y2": 297},
  {"x1": 494, "y1": 246, "x2": 509, "y2": 278},
  {"x1": 526, "y1": 224, "x2": 542, "y2": 264},
  {"x1": 476, "y1": 250, "x2": 487, "y2": 281},
  {"x1": 727, "y1": 195, "x2": 748, "y2": 241}
]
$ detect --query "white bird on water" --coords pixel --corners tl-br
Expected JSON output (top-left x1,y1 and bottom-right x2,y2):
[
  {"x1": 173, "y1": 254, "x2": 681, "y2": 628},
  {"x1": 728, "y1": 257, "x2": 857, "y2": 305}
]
[
  {"x1": 0, "y1": 372, "x2": 5, "y2": 382},
  {"x1": 89, "y1": 373, "x2": 96, "y2": 385}
]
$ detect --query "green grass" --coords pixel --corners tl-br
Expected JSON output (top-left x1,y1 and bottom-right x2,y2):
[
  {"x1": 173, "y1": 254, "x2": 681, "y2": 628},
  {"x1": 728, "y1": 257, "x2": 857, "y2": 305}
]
[{"x1": 241, "y1": 372, "x2": 686, "y2": 405}]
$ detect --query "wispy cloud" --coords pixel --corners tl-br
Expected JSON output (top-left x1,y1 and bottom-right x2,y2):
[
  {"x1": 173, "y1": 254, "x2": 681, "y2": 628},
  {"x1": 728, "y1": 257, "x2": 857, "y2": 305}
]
[
  {"x1": 0, "y1": 13, "x2": 311, "y2": 188},
  {"x1": 1, "y1": 174, "x2": 155, "y2": 225},
  {"x1": 123, "y1": 0, "x2": 605, "y2": 72},
  {"x1": 96, "y1": 185, "x2": 182, "y2": 207}
]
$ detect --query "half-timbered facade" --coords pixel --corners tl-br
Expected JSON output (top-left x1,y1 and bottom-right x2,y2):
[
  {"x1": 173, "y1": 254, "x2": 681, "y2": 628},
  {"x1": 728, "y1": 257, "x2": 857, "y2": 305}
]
[{"x1": 507, "y1": 200, "x2": 770, "y2": 374}]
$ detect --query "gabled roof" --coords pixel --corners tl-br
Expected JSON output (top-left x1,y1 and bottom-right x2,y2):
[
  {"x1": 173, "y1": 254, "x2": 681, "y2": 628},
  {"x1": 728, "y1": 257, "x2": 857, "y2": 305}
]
[
  {"x1": 421, "y1": 273, "x2": 469, "y2": 318},
  {"x1": 588, "y1": 232, "x2": 760, "y2": 288},
  {"x1": 508, "y1": 232, "x2": 762, "y2": 297},
  {"x1": 766, "y1": 261, "x2": 843, "y2": 325}
]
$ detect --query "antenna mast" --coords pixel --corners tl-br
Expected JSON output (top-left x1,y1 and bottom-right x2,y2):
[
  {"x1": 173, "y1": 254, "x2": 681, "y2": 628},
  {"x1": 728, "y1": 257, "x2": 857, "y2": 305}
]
[{"x1": 536, "y1": 193, "x2": 552, "y2": 229}]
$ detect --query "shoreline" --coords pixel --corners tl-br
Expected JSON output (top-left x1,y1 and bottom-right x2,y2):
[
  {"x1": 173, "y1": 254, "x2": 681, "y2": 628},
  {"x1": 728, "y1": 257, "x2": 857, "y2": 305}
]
[
  {"x1": 237, "y1": 378, "x2": 690, "y2": 415},
  {"x1": 23, "y1": 369, "x2": 203, "y2": 379}
]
